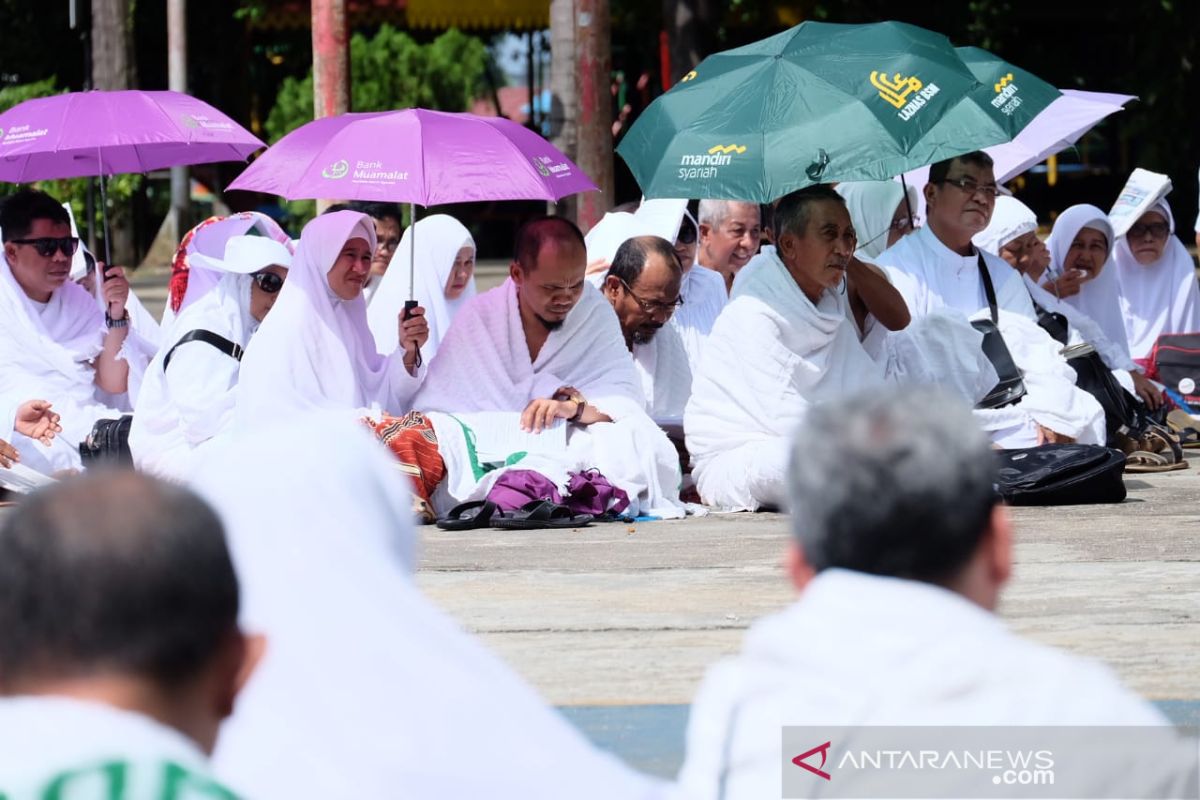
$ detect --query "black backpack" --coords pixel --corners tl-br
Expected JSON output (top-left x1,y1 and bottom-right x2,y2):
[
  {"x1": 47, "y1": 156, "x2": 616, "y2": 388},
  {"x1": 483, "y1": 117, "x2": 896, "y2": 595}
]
[{"x1": 994, "y1": 444, "x2": 1126, "y2": 506}]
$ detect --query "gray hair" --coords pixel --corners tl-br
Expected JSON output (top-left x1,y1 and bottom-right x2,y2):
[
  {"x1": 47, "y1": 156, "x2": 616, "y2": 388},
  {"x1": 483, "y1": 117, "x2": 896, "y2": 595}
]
[
  {"x1": 788, "y1": 386, "x2": 998, "y2": 585},
  {"x1": 697, "y1": 199, "x2": 758, "y2": 230},
  {"x1": 774, "y1": 184, "x2": 846, "y2": 240}
]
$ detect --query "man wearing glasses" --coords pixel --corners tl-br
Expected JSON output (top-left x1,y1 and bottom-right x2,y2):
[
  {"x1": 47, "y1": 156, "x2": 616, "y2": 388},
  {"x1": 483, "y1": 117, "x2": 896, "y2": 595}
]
[{"x1": 0, "y1": 188, "x2": 154, "y2": 472}]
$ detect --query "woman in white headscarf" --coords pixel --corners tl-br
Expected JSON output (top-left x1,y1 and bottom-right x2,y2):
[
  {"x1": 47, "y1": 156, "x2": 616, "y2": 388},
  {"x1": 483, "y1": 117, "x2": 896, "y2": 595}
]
[
  {"x1": 1046, "y1": 205, "x2": 1131, "y2": 356},
  {"x1": 976, "y1": 197, "x2": 1161, "y2": 407},
  {"x1": 367, "y1": 214, "x2": 475, "y2": 363},
  {"x1": 190, "y1": 415, "x2": 665, "y2": 800},
  {"x1": 834, "y1": 179, "x2": 919, "y2": 261},
  {"x1": 129, "y1": 235, "x2": 294, "y2": 480},
  {"x1": 1113, "y1": 198, "x2": 1200, "y2": 360},
  {"x1": 235, "y1": 211, "x2": 429, "y2": 427}
]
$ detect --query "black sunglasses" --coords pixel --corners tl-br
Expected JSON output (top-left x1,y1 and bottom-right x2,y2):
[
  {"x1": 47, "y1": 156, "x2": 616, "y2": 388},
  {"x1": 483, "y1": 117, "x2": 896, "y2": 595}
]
[
  {"x1": 252, "y1": 271, "x2": 285, "y2": 293},
  {"x1": 11, "y1": 236, "x2": 80, "y2": 258}
]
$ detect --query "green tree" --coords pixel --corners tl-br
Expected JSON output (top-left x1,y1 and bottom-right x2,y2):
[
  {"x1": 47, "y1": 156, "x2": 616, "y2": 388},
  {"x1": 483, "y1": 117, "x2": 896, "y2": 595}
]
[{"x1": 264, "y1": 26, "x2": 490, "y2": 143}]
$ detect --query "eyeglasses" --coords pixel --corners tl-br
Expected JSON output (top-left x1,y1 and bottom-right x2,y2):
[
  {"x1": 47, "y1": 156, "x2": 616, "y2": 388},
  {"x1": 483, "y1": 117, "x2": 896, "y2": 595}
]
[
  {"x1": 10, "y1": 236, "x2": 80, "y2": 257},
  {"x1": 937, "y1": 176, "x2": 1000, "y2": 199},
  {"x1": 676, "y1": 211, "x2": 699, "y2": 245},
  {"x1": 252, "y1": 271, "x2": 285, "y2": 293},
  {"x1": 377, "y1": 237, "x2": 401, "y2": 252},
  {"x1": 1128, "y1": 221, "x2": 1170, "y2": 240},
  {"x1": 619, "y1": 278, "x2": 684, "y2": 316}
]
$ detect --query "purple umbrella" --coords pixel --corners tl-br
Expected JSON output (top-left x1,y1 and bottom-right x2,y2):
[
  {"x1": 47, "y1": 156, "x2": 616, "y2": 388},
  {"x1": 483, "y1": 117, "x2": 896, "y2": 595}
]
[
  {"x1": 0, "y1": 89, "x2": 265, "y2": 263},
  {"x1": 228, "y1": 108, "x2": 598, "y2": 348}
]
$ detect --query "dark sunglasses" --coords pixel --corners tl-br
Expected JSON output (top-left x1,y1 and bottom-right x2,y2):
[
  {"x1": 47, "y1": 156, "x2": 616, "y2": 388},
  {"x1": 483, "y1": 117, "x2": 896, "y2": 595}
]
[
  {"x1": 252, "y1": 271, "x2": 285, "y2": 293},
  {"x1": 11, "y1": 236, "x2": 80, "y2": 258},
  {"x1": 676, "y1": 212, "x2": 699, "y2": 245}
]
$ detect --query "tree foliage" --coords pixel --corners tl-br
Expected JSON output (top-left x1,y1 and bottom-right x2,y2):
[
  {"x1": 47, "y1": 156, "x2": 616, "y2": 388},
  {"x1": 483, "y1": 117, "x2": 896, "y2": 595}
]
[{"x1": 264, "y1": 26, "x2": 490, "y2": 143}]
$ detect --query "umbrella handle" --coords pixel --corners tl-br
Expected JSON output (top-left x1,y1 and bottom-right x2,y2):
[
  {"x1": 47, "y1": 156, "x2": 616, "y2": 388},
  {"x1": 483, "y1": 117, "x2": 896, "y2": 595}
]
[{"x1": 403, "y1": 299, "x2": 422, "y2": 369}]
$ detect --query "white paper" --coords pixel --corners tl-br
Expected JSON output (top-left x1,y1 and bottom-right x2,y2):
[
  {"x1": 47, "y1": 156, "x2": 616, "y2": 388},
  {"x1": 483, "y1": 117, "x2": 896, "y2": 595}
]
[
  {"x1": 1108, "y1": 168, "x2": 1173, "y2": 238},
  {"x1": 635, "y1": 197, "x2": 689, "y2": 244},
  {"x1": 451, "y1": 411, "x2": 568, "y2": 463},
  {"x1": 0, "y1": 462, "x2": 56, "y2": 494}
]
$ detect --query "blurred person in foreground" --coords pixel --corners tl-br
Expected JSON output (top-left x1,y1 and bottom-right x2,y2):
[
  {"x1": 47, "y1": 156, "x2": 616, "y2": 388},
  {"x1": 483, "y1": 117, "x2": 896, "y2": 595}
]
[
  {"x1": 675, "y1": 386, "x2": 1180, "y2": 800},
  {"x1": 0, "y1": 472, "x2": 260, "y2": 796}
]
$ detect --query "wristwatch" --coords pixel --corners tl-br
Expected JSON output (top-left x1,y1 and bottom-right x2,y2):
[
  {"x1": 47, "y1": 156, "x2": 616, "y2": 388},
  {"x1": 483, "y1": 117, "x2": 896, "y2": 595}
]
[
  {"x1": 554, "y1": 386, "x2": 588, "y2": 423},
  {"x1": 105, "y1": 313, "x2": 128, "y2": 329}
]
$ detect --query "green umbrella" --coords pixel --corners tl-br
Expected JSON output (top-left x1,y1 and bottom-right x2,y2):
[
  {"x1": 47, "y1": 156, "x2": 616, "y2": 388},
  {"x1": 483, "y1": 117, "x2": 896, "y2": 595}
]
[{"x1": 617, "y1": 21, "x2": 1059, "y2": 202}]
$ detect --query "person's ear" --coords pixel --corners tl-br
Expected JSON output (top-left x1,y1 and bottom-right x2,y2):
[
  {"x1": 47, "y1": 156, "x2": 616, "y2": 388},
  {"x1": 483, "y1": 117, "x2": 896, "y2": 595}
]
[
  {"x1": 923, "y1": 182, "x2": 937, "y2": 207},
  {"x1": 984, "y1": 503, "x2": 1013, "y2": 589},
  {"x1": 776, "y1": 230, "x2": 797, "y2": 260},
  {"x1": 603, "y1": 275, "x2": 622, "y2": 298},
  {"x1": 698, "y1": 223, "x2": 713, "y2": 245},
  {"x1": 785, "y1": 541, "x2": 817, "y2": 592},
  {"x1": 509, "y1": 261, "x2": 523, "y2": 286},
  {"x1": 215, "y1": 632, "x2": 267, "y2": 720}
]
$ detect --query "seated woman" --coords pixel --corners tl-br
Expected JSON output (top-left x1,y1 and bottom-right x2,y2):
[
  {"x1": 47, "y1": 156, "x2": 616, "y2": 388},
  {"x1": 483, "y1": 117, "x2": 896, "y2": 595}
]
[
  {"x1": 367, "y1": 214, "x2": 475, "y2": 364},
  {"x1": 1113, "y1": 198, "x2": 1200, "y2": 361},
  {"x1": 235, "y1": 210, "x2": 429, "y2": 429},
  {"x1": 976, "y1": 197, "x2": 1161, "y2": 408},
  {"x1": 129, "y1": 235, "x2": 295, "y2": 479},
  {"x1": 1044, "y1": 205, "x2": 1131, "y2": 354}
]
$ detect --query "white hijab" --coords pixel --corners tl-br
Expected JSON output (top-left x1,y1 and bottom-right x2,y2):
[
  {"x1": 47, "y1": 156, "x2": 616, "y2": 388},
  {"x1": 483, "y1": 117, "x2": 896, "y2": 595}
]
[
  {"x1": 1113, "y1": 199, "x2": 1200, "y2": 359},
  {"x1": 367, "y1": 214, "x2": 475, "y2": 362},
  {"x1": 835, "y1": 180, "x2": 919, "y2": 260},
  {"x1": 973, "y1": 195, "x2": 1037, "y2": 257},
  {"x1": 236, "y1": 211, "x2": 403, "y2": 425},
  {"x1": 190, "y1": 415, "x2": 664, "y2": 799},
  {"x1": 1047, "y1": 205, "x2": 1131, "y2": 358}
]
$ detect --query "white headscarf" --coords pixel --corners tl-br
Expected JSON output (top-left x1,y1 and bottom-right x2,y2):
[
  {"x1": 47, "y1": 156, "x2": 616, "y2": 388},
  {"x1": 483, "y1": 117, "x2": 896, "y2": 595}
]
[
  {"x1": 1047, "y1": 205, "x2": 1131, "y2": 358},
  {"x1": 367, "y1": 214, "x2": 475, "y2": 362},
  {"x1": 835, "y1": 180, "x2": 919, "y2": 260},
  {"x1": 1113, "y1": 199, "x2": 1200, "y2": 359},
  {"x1": 190, "y1": 415, "x2": 664, "y2": 799},
  {"x1": 974, "y1": 195, "x2": 1037, "y2": 256},
  {"x1": 236, "y1": 211, "x2": 408, "y2": 426}
]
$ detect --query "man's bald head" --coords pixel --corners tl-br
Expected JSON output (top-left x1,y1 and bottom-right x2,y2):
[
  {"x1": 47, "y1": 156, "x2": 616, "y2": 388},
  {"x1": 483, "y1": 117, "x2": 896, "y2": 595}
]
[
  {"x1": 512, "y1": 216, "x2": 587, "y2": 274},
  {"x1": 0, "y1": 471, "x2": 239, "y2": 691}
]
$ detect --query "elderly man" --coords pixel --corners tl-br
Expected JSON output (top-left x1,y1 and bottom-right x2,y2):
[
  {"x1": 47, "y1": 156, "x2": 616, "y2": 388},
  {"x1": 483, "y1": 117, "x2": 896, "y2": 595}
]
[
  {"x1": 686, "y1": 185, "x2": 908, "y2": 511},
  {"x1": 0, "y1": 472, "x2": 260, "y2": 795},
  {"x1": 411, "y1": 216, "x2": 685, "y2": 519},
  {"x1": 602, "y1": 236, "x2": 691, "y2": 421},
  {"x1": 0, "y1": 189, "x2": 155, "y2": 472},
  {"x1": 677, "y1": 386, "x2": 1187, "y2": 800}
]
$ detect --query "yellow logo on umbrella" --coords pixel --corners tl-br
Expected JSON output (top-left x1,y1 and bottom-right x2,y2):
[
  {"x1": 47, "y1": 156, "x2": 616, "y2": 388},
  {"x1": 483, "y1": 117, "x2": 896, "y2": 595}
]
[
  {"x1": 870, "y1": 71, "x2": 924, "y2": 109},
  {"x1": 322, "y1": 159, "x2": 349, "y2": 179},
  {"x1": 680, "y1": 70, "x2": 698, "y2": 83},
  {"x1": 994, "y1": 73, "x2": 1014, "y2": 93},
  {"x1": 707, "y1": 144, "x2": 747, "y2": 155}
]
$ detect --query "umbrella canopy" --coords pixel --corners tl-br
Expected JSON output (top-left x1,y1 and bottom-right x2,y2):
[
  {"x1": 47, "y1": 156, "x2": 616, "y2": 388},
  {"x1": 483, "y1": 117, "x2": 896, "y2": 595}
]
[
  {"x1": 227, "y1": 108, "x2": 597, "y2": 203},
  {"x1": 0, "y1": 90, "x2": 264, "y2": 182},
  {"x1": 616, "y1": 21, "x2": 1059, "y2": 202}
]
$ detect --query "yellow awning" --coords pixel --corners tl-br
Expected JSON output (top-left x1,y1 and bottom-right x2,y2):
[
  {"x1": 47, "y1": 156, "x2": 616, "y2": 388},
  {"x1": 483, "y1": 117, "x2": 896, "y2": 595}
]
[{"x1": 406, "y1": 0, "x2": 549, "y2": 31}]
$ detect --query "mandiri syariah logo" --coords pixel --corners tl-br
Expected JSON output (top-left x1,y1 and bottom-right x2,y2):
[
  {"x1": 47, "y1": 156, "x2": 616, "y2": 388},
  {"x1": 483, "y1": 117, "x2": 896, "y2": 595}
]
[{"x1": 793, "y1": 740, "x2": 833, "y2": 781}]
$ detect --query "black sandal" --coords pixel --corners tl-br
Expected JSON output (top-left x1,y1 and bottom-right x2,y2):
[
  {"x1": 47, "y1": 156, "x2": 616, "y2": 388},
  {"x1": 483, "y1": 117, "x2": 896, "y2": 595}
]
[
  {"x1": 436, "y1": 500, "x2": 499, "y2": 531},
  {"x1": 490, "y1": 500, "x2": 593, "y2": 530}
]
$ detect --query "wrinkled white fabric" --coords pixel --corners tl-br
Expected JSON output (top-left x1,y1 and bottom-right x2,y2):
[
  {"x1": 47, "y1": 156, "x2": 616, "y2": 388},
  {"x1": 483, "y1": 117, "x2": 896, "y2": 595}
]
[
  {"x1": 368, "y1": 214, "x2": 475, "y2": 363},
  {"x1": 1047, "y1": 205, "x2": 1132, "y2": 361},
  {"x1": 972, "y1": 194, "x2": 1037, "y2": 257},
  {"x1": 1113, "y1": 199, "x2": 1200, "y2": 359},
  {"x1": 835, "y1": 179, "x2": 919, "y2": 260},
  {"x1": 676, "y1": 569, "x2": 1173, "y2": 800},
  {"x1": 670, "y1": 264, "x2": 727, "y2": 371},
  {"x1": 634, "y1": 322, "x2": 692, "y2": 421},
  {"x1": 414, "y1": 279, "x2": 684, "y2": 518},
  {"x1": 236, "y1": 211, "x2": 423, "y2": 427},
  {"x1": 190, "y1": 415, "x2": 664, "y2": 800}
]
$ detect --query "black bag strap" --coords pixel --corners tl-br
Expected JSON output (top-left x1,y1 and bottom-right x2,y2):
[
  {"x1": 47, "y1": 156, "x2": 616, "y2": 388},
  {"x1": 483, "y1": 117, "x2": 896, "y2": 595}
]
[
  {"x1": 977, "y1": 252, "x2": 999, "y2": 323},
  {"x1": 163, "y1": 329, "x2": 243, "y2": 372}
]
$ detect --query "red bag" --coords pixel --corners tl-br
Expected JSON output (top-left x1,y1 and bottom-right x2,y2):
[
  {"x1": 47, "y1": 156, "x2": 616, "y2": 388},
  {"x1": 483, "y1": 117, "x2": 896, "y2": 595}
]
[{"x1": 1149, "y1": 333, "x2": 1200, "y2": 411}]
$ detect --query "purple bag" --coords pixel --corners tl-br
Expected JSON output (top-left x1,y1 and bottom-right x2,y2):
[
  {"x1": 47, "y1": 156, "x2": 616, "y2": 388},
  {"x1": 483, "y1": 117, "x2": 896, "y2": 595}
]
[
  {"x1": 486, "y1": 469, "x2": 562, "y2": 512},
  {"x1": 565, "y1": 469, "x2": 630, "y2": 517}
]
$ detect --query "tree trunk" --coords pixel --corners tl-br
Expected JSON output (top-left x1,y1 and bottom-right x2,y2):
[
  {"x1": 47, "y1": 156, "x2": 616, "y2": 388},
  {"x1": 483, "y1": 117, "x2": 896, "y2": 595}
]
[
  {"x1": 548, "y1": 0, "x2": 577, "y2": 222},
  {"x1": 91, "y1": 0, "x2": 136, "y2": 267},
  {"x1": 311, "y1": 0, "x2": 350, "y2": 213},
  {"x1": 573, "y1": 0, "x2": 613, "y2": 231}
]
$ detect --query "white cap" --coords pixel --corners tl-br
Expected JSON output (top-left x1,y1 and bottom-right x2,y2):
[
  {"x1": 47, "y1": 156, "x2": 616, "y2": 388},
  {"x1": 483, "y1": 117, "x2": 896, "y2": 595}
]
[{"x1": 190, "y1": 235, "x2": 294, "y2": 274}]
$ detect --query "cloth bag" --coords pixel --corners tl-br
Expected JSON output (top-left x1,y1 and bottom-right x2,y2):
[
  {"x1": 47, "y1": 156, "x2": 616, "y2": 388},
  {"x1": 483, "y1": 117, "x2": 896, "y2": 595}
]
[
  {"x1": 972, "y1": 254, "x2": 1027, "y2": 409},
  {"x1": 994, "y1": 444, "x2": 1126, "y2": 506}
]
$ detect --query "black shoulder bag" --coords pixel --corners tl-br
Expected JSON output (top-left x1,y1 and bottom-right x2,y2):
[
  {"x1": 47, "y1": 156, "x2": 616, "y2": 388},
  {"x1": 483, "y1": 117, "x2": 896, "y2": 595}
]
[
  {"x1": 970, "y1": 254, "x2": 1027, "y2": 409},
  {"x1": 163, "y1": 329, "x2": 244, "y2": 371}
]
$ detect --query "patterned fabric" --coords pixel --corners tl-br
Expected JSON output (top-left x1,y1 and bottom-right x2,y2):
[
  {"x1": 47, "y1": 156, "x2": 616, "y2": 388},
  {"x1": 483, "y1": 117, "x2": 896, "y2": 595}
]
[
  {"x1": 168, "y1": 216, "x2": 224, "y2": 313},
  {"x1": 368, "y1": 412, "x2": 446, "y2": 523}
]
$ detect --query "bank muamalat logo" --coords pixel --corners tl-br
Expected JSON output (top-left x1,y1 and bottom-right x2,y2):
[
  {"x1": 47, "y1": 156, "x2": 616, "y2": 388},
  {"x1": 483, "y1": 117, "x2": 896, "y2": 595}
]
[
  {"x1": 322, "y1": 159, "x2": 349, "y2": 179},
  {"x1": 181, "y1": 113, "x2": 234, "y2": 131},
  {"x1": 677, "y1": 143, "x2": 747, "y2": 181},
  {"x1": 531, "y1": 155, "x2": 571, "y2": 178},
  {"x1": 991, "y1": 72, "x2": 1022, "y2": 117},
  {"x1": 870, "y1": 70, "x2": 941, "y2": 121}
]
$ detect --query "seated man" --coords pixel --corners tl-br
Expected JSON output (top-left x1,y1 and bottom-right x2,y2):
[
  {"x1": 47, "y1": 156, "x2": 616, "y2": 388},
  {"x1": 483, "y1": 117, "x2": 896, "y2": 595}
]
[
  {"x1": 409, "y1": 217, "x2": 685, "y2": 519},
  {"x1": 602, "y1": 236, "x2": 691, "y2": 421},
  {"x1": 677, "y1": 386, "x2": 1188, "y2": 800},
  {"x1": 685, "y1": 185, "x2": 904, "y2": 511},
  {"x1": 878, "y1": 152, "x2": 1105, "y2": 448},
  {"x1": 0, "y1": 472, "x2": 260, "y2": 796},
  {"x1": 0, "y1": 189, "x2": 155, "y2": 472}
]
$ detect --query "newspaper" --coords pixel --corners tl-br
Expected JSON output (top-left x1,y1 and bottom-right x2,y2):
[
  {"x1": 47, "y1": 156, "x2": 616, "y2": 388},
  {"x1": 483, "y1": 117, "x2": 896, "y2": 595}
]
[{"x1": 1108, "y1": 168, "x2": 1172, "y2": 238}]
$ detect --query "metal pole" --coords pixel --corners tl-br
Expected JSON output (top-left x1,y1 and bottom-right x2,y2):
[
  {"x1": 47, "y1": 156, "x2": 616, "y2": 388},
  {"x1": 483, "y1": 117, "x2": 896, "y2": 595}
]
[
  {"x1": 168, "y1": 0, "x2": 190, "y2": 234},
  {"x1": 404, "y1": 203, "x2": 420, "y2": 367},
  {"x1": 312, "y1": 0, "x2": 350, "y2": 215}
]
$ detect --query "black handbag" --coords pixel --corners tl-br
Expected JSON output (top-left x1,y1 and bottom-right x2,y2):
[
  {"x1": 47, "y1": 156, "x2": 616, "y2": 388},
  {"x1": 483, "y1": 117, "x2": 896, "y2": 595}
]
[
  {"x1": 995, "y1": 444, "x2": 1127, "y2": 506},
  {"x1": 971, "y1": 254, "x2": 1027, "y2": 409},
  {"x1": 78, "y1": 415, "x2": 134, "y2": 468},
  {"x1": 164, "y1": 329, "x2": 244, "y2": 371}
]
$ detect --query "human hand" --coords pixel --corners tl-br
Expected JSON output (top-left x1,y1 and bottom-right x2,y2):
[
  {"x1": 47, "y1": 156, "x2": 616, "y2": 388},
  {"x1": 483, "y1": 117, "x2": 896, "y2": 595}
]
[
  {"x1": 0, "y1": 439, "x2": 18, "y2": 468},
  {"x1": 520, "y1": 397, "x2": 575, "y2": 433},
  {"x1": 1035, "y1": 424, "x2": 1075, "y2": 446},
  {"x1": 15, "y1": 400, "x2": 61, "y2": 446},
  {"x1": 1131, "y1": 371, "x2": 1164, "y2": 410},
  {"x1": 99, "y1": 264, "x2": 130, "y2": 320},
  {"x1": 1042, "y1": 269, "x2": 1086, "y2": 299}
]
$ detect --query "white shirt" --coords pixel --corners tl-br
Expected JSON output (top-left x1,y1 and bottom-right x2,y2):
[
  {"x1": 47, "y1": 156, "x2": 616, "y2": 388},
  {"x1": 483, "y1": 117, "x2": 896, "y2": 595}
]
[{"x1": 669, "y1": 264, "x2": 727, "y2": 370}]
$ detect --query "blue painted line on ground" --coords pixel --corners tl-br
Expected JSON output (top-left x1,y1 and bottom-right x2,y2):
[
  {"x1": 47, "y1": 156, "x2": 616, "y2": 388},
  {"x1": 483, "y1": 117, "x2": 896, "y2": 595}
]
[{"x1": 560, "y1": 701, "x2": 1200, "y2": 779}]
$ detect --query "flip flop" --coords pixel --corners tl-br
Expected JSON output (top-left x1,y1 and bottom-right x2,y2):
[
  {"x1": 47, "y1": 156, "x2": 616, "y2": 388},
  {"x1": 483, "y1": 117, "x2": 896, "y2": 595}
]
[
  {"x1": 1124, "y1": 450, "x2": 1189, "y2": 473},
  {"x1": 491, "y1": 500, "x2": 593, "y2": 530},
  {"x1": 436, "y1": 500, "x2": 499, "y2": 531},
  {"x1": 1165, "y1": 409, "x2": 1200, "y2": 449},
  {"x1": 1143, "y1": 424, "x2": 1185, "y2": 464}
]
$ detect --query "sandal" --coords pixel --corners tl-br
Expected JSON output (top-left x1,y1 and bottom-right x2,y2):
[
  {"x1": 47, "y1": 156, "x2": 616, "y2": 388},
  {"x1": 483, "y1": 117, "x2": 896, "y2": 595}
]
[
  {"x1": 491, "y1": 500, "x2": 593, "y2": 530},
  {"x1": 1124, "y1": 450, "x2": 1189, "y2": 473},
  {"x1": 1140, "y1": 425, "x2": 1185, "y2": 464},
  {"x1": 436, "y1": 500, "x2": 499, "y2": 531},
  {"x1": 1166, "y1": 410, "x2": 1200, "y2": 449}
]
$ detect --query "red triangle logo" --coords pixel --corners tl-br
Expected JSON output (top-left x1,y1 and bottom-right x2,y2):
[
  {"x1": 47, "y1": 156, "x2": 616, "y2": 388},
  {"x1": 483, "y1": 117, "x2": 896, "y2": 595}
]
[{"x1": 792, "y1": 741, "x2": 832, "y2": 781}]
